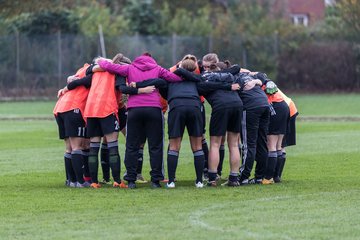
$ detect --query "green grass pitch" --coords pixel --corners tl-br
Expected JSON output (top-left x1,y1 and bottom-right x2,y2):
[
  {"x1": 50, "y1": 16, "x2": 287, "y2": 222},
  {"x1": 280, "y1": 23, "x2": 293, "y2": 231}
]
[{"x1": 0, "y1": 94, "x2": 359, "y2": 239}]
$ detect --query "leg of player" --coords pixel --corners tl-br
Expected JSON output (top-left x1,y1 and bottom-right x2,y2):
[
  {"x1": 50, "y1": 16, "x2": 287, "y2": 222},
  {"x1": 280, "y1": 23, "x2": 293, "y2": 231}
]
[
  {"x1": 273, "y1": 136, "x2": 285, "y2": 183},
  {"x1": 263, "y1": 135, "x2": 278, "y2": 184},
  {"x1": 105, "y1": 131, "x2": 126, "y2": 188},
  {"x1": 190, "y1": 136, "x2": 205, "y2": 188},
  {"x1": 208, "y1": 136, "x2": 222, "y2": 186},
  {"x1": 227, "y1": 131, "x2": 241, "y2": 186},
  {"x1": 145, "y1": 108, "x2": 165, "y2": 188},
  {"x1": 69, "y1": 136, "x2": 88, "y2": 187},
  {"x1": 82, "y1": 138, "x2": 91, "y2": 184},
  {"x1": 217, "y1": 135, "x2": 226, "y2": 180},
  {"x1": 64, "y1": 138, "x2": 76, "y2": 187},
  {"x1": 166, "y1": 137, "x2": 181, "y2": 188},
  {"x1": 202, "y1": 136, "x2": 209, "y2": 180},
  {"x1": 279, "y1": 148, "x2": 287, "y2": 179},
  {"x1": 100, "y1": 137, "x2": 111, "y2": 184},
  {"x1": 136, "y1": 143, "x2": 147, "y2": 183},
  {"x1": 89, "y1": 137, "x2": 101, "y2": 188}
]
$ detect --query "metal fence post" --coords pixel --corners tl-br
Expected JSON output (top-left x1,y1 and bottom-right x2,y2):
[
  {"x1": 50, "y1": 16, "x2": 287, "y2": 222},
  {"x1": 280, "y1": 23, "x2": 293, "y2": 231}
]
[
  {"x1": 15, "y1": 29, "x2": 20, "y2": 88},
  {"x1": 172, "y1": 33, "x2": 177, "y2": 65},
  {"x1": 98, "y1": 24, "x2": 106, "y2": 58}
]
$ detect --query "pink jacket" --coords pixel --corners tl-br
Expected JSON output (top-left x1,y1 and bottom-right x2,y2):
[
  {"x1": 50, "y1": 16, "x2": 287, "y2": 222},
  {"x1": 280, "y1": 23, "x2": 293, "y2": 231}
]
[{"x1": 98, "y1": 55, "x2": 181, "y2": 109}]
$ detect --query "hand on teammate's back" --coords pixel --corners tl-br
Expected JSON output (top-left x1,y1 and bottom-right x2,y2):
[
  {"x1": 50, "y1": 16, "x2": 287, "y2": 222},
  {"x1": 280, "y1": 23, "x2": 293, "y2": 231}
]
[
  {"x1": 231, "y1": 83, "x2": 240, "y2": 91},
  {"x1": 243, "y1": 80, "x2": 258, "y2": 91},
  {"x1": 95, "y1": 57, "x2": 111, "y2": 64},
  {"x1": 67, "y1": 75, "x2": 79, "y2": 84},
  {"x1": 57, "y1": 87, "x2": 68, "y2": 98},
  {"x1": 138, "y1": 86, "x2": 155, "y2": 94}
]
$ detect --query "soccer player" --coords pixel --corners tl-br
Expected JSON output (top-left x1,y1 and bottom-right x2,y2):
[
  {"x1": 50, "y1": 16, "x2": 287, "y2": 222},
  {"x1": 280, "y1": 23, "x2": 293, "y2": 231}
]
[
  {"x1": 54, "y1": 63, "x2": 91, "y2": 188},
  {"x1": 276, "y1": 90, "x2": 298, "y2": 182},
  {"x1": 96, "y1": 52, "x2": 182, "y2": 189},
  {"x1": 201, "y1": 53, "x2": 243, "y2": 186},
  {"x1": 261, "y1": 83, "x2": 289, "y2": 185},
  {"x1": 211, "y1": 62, "x2": 268, "y2": 185}
]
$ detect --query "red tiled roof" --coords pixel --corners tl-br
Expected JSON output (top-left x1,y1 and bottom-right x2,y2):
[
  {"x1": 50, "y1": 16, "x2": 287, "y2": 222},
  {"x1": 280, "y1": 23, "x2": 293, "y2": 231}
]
[{"x1": 288, "y1": 0, "x2": 325, "y2": 22}]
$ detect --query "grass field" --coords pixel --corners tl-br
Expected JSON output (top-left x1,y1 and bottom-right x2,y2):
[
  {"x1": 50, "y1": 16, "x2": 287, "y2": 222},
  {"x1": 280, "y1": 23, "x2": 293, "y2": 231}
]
[{"x1": 0, "y1": 94, "x2": 360, "y2": 239}]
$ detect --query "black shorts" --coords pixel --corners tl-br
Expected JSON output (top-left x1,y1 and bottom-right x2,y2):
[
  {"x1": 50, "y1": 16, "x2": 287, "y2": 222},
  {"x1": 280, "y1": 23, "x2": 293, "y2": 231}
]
[
  {"x1": 209, "y1": 107, "x2": 243, "y2": 136},
  {"x1": 55, "y1": 109, "x2": 86, "y2": 139},
  {"x1": 118, "y1": 107, "x2": 127, "y2": 131},
  {"x1": 268, "y1": 101, "x2": 290, "y2": 135},
  {"x1": 168, "y1": 106, "x2": 203, "y2": 138},
  {"x1": 282, "y1": 113, "x2": 298, "y2": 147},
  {"x1": 201, "y1": 103, "x2": 206, "y2": 134},
  {"x1": 86, "y1": 114, "x2": 119, "y2": 138}
]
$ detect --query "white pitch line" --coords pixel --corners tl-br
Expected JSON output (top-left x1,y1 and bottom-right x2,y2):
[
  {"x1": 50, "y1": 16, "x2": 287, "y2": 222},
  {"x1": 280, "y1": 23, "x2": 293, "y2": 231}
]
[{"x1": 188, "y1": 189, "x2": 360, "y2": 238}]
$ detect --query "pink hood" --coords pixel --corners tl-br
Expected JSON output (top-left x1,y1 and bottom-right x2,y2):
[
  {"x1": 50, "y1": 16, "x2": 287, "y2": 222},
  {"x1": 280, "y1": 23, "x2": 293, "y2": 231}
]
[
  {"x1": 132, "y1": 55, "x2": 158, "y2": 71},
  {"x1": 98, "y1": 55, "x2": 181, "y2": 109}
]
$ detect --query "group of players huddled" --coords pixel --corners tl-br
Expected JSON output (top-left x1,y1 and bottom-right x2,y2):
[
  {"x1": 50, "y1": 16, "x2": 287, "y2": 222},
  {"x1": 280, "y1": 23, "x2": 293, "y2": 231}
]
[{"x1": 53, "y1": 52, "x2": 298, "y2": 189}]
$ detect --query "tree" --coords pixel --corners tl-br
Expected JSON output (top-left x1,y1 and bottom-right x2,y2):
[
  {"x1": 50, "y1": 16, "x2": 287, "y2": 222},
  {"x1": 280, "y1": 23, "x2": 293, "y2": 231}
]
[
  {"x1": 122, "y1": 0, "x2": 162, "y2": 35},
  {"x1": 167, "y1": 7, "x2": 212, "y2": 36},
  {"x1": 337, "y1": 0, "x2": 360, "y2": 40},
  {"x1": 76, "y1": 2, "x2": 129, "y2": 37},
  {"x1": 0, "y1": 0, "x2": 80, "y2": 18},
  {"x1": 9, "y1": 10, "x2": 79, "y2": 34}
]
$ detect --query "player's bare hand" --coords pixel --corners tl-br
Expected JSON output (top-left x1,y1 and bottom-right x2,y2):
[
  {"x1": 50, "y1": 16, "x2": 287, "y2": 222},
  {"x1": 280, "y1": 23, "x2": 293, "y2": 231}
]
[
  {"x1": 231, "y1": 83, "x2": 240, "y2": 91},
  {"x1": 67, "y1": 75, "x2": 79, "y2": 83},
  {"x1": 243, "y1": 80, "x2": 257, "y2": 91},
  {"x1": 129, "y1": 82, "x2": 136, "y2": 88},
  {"x1": 94, "y1": 57, "x2": 112, "y2": 64},
  {"x1": 57, "y1": 87, "x2": 68, "y2": 98},
  {"x1": 139, "y1": 86, "x2": 155, "y2": 94}
]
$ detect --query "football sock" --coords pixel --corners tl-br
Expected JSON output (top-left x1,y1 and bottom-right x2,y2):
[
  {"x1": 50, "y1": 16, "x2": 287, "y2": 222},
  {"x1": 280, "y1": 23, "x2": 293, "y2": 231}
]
[
  {"x1": 193, "y1": 150, "x2": 205, "y2": 183},
  {"x1": 100, "y1": 143, "x2": 110, "y2": 181},
  {"x1": 82, "y1": 149, "x2": 91, "y2": 181},
  {"x1": 167, "y1": 150, "x2": 179, "y2": 183},
  {"x1": 218, "y1": 144, "x2": 225, "y2": 176},
  {"x1": 88, "y1": 142, "x2": 100, "y2": 184},
  {"x1": 202, "y1": 138, "x2": 209, "y2": 173},
  {"x1": 136, "y1": 147, "x2": 144, "y2": 175},
  {"x1": 278, "y1": 152, "x2": 286, "y2": 178},
  {"x1": 108, "y1": 140, "x2": 121, "y2": 184},
  {"x1": 64, "y1": 152, "x2": 76, "y2": 183},
  {"x1": 208, "y1": 170, "x2": 217, "y2": 182},
  {"x1": 71, "y1": 150, "x2": 85, "y2": 184},
  {"x1": 229, "y1": 172, "x2": 239, "y2": 182},
  {"x1": 274, "y1": 150, "x2": 283, "y2": 178},
  {"x1": 265, "y1": 151, "x2": 277, "y2": 179}
]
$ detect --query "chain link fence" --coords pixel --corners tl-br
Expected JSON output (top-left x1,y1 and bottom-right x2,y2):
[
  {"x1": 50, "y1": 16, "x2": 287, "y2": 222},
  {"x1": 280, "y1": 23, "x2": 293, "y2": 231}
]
[{"x1": 0, "y1": 32, "x2": 358, "y2": 98}]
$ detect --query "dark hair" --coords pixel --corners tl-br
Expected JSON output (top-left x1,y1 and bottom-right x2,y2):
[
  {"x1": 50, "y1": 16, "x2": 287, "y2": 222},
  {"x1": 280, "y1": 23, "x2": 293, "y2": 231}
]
[
  {"x1": 216, "y1": 60, "x2": 232, "y2": 70},
  {"x1": 142, "y1": 52, "x2": 152, "y2": 57},
  {"x1": 182, "y1": 54, "x2": 197, "y2": 62},
  {"x1": 181, "y1": 59, "x2": 197, "y2": 72},
  {"x1": 202, "y1": 53, "x2": 219, "y2": 64},
  {"x1": 112, "y1": 53, "x2": 131, "y2": 65},
  {"x1": 224, "y1": 60, "x2": 231, "y2": 68}
]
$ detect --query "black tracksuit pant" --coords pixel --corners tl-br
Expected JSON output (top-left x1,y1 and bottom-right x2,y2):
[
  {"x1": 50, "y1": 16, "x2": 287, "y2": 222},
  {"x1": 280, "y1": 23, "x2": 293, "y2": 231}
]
[
  {"x1": 124, "y1": 107, "x2": 164, "y2": 183},
  {"x1": 240, "y1": 106, "x2": 270, "y2": 181}
]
